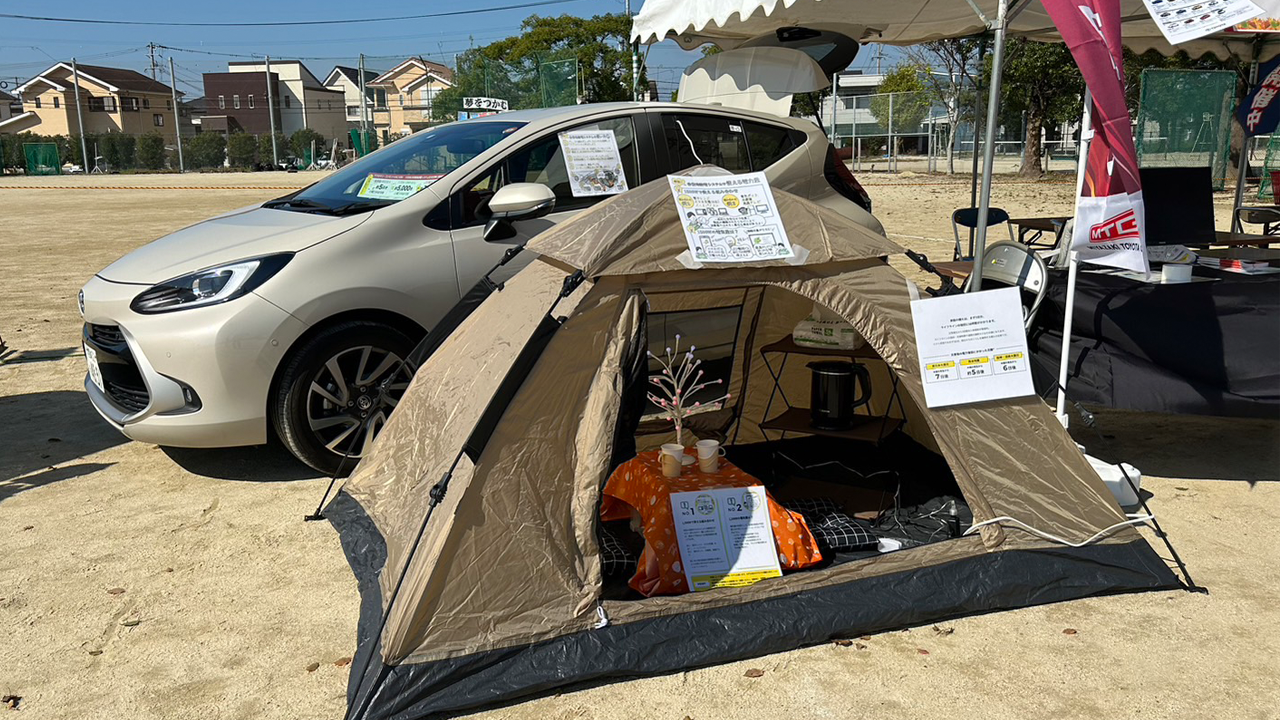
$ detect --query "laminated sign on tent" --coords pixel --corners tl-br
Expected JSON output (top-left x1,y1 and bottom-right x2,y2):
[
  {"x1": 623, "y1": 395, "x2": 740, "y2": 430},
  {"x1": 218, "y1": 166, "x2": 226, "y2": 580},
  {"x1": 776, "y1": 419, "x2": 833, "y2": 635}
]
[{"x1": 327, "y1": 170, "x2": 1180, "y2": 719}]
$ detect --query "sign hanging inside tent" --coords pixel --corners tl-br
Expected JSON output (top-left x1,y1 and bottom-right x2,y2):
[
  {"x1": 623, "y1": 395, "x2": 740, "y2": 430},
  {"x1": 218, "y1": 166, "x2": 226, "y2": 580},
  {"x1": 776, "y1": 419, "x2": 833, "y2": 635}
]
[
  {"x1": 667, "y1": 172, "x2": 794, "y2": 263},
  {"x1": 1141, "y1": 0, "x2": 1263, "y2": 44}
]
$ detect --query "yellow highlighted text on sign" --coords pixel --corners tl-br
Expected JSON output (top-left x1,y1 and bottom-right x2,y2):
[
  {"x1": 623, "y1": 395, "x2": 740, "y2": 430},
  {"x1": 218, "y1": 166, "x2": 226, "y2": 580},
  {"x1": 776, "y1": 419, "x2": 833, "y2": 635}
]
[
  {"x1": 926, "y1": 361, "x2": 956, "y2": 370},
  {"x1": 690, "y1": 568, "x2": 783, "y2": 591},
  {"x1": 994, "y1": 352, "x2": 1024, "y2": 362},
  {"x1": 960, "y1": 357, "x2": 989, "y2": 365}
]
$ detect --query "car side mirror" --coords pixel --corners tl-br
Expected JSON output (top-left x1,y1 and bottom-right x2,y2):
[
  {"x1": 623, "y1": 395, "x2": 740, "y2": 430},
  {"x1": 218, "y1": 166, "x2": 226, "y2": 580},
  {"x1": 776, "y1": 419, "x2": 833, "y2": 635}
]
[{"x1": 483, "y1": 183, "x2": 556, "y2": 241}]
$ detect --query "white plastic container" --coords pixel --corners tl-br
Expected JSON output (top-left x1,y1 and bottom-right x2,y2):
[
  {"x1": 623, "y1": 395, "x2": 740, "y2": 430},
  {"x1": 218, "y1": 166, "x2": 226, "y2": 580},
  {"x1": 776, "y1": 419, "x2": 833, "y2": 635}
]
[{"x1": 1085, "y1": 453, "x2": 1143, "y2": 507}]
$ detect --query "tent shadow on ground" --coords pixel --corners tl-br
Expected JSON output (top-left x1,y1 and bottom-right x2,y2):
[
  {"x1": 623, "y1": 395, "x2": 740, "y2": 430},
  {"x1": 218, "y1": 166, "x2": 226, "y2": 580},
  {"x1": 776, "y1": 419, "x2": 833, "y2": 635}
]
[
  {"x1": 1072, "y1": 408, "x2": 1280, "y2": 484},
  {"x1": 1, "y1": 463, "x2": 115, "y2": 503},
  {"x1": 162, "y1": 442, "x2": 320, "y2": 482},
  {"x1": 0, "y1": 390, "x2": 127, "y2": 500}
]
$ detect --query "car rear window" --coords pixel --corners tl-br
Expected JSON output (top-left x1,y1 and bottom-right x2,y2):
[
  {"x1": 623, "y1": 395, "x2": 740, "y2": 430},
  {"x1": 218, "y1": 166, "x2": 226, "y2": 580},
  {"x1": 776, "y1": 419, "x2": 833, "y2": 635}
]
[{"x1": 662, "y1": 114, "x2": 750, "y2": 173}]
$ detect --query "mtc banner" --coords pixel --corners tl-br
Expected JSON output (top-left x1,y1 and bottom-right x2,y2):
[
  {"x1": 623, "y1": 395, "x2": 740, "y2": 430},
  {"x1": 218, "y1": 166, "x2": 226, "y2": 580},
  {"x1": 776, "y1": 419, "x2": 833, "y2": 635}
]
[{"x1": 1043, "y1": 0, "x2": 1148, "y2": 273}]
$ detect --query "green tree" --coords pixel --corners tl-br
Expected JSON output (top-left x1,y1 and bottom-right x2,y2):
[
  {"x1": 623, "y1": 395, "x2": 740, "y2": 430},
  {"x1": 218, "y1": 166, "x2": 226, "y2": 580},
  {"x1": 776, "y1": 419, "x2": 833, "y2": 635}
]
[
  {"x1": 256, "y1": 133, "x2": 287, "y2": 167},
  {"x1": 186, "y1": 133, "x2": 226, "y2": 169},
  {"x1": 227, "y1": 132, "x2": 258, "y2": 168},
  {"x1": 136, "y1": 131, "x2": 167, "y2": 170},
  {"x1": 289, "y1": 128, "x2": 325, "y2": 163},
  {"x1": 994, "y1": 39, "x2": 1084, "y2": 178},
  {"x1": 434, "y1": 13, "x2": 640, "y2": 120},
  {"x1": 906, "y1": 38, "x2": 983, "y2": 173},
  {"x1": 869, "y1": 63, "x2": 932, "y2": 157}
]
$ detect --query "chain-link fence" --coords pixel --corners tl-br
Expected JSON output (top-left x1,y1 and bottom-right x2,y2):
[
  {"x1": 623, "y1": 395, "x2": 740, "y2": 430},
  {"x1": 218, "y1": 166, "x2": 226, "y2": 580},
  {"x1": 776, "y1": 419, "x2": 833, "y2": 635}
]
[
  {"x1": 433, "y1": 56, "x2": 580, "y2": 123},
  {"x1": 827, "y1": 90, "x2": 1080, "y2": 174},
  {"x1": 1135, "y1": 69, "x2": 1236, "y2": 191}
]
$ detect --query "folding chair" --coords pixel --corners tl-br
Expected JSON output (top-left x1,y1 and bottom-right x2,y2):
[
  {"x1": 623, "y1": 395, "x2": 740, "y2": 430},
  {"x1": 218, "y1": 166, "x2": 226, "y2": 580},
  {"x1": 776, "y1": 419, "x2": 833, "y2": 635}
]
[
  {"x1": 952, "y1": 207, "x2": 1016, "y2": 260},
  {"x1": 963, "y1": 242, "x2": 1049, "y2": 332}
]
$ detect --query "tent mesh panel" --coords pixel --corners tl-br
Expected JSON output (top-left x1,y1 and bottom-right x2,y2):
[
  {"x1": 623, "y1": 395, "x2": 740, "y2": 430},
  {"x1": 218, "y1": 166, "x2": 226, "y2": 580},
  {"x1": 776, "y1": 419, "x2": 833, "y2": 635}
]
[
  {"x1": 1135, "y1": 69, "x2": 1236, "y2": 191},
  {"x1": 23, "y1": 142, "x2": 60, "y2": 175}
]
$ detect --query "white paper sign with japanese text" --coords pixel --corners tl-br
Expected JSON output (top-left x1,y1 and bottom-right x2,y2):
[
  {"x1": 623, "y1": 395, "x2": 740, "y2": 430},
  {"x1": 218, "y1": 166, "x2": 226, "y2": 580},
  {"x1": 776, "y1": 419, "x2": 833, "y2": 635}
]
[
  {"x1": 1142, "y1": 0, "x2": 1262, "y2": 44},
  {"x1": 558, "y1": 130, "x2": 629, "y2": 197},
  {"x1": 670, "y1": 485, "x2": 782, "y2": 592},
  {"x1": 667, "y1": 172, "x2": 794, "y2": 263},
  {"x1": 357, "y1": 173, "x2": 441, "y2": 200},
  {"x1": 462, "y1": 96, "x2": 509, "y2": 112},
  {"x1": 910, "y1": 286, "x2": 1035, "y2": 408}
]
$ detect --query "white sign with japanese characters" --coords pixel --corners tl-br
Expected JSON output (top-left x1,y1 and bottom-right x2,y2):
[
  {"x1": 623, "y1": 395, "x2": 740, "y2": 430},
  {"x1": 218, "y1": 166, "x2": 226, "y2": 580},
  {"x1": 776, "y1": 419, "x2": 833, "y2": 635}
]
[
  {"x1": 462, "y1": 96, "x2": 509, "y2": 112},
  {"x1": 670, "y1": 486, "x2": 782, "y2": 592},
  {"x1": 558, "y1": 130, "x2": 629, "y2": 197},
  {"x1": 910, "y1": 286, "x2": 1036, "y2": 408},
  {"x1": 356, "y1": 173, "x2": 441, "y2": 200},
  {"x1": 667, "y1": 172, "x2": 793, "y2": 263}
]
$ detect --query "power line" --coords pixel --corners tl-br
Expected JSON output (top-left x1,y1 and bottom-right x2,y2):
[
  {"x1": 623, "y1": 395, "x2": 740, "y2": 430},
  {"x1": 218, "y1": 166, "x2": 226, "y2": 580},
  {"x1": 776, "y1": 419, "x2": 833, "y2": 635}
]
[{"x1": 0, "y1": 0, "x2": 582, "y2": 27}]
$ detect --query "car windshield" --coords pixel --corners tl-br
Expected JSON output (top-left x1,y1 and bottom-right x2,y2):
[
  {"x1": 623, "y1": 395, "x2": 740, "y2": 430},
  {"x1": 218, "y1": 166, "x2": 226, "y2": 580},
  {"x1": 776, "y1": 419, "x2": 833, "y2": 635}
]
[{"x1": 280, "y1": 120, "x2": 526, "y2": 211}]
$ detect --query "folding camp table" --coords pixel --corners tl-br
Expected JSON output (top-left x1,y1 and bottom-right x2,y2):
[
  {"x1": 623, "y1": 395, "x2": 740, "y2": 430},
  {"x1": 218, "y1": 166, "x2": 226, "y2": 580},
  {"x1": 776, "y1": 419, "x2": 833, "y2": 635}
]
[{"x1": 1010, "y1": 216, "x2": 1070, "y2": 249}]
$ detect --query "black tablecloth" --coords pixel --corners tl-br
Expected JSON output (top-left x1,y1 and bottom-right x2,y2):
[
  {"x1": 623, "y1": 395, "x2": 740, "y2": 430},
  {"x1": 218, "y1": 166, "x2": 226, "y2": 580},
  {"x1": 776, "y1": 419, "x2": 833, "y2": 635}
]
[{"x1": 1029, "y1": 266, "x2": 1280, "y2": 419}]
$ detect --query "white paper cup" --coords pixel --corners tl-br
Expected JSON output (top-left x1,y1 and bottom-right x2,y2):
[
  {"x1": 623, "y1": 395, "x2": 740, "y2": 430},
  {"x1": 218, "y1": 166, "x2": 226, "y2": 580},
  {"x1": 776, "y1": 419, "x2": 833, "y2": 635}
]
[
  {"x1": 1162, "y1": 263, "x2": 1192, "y2": 283},
  {"x1": 660, "y1": 444, "x2": 684, "y2": 477},
  {"x1": 695, "y1": 439, "x2": 725, "y2": 472}
]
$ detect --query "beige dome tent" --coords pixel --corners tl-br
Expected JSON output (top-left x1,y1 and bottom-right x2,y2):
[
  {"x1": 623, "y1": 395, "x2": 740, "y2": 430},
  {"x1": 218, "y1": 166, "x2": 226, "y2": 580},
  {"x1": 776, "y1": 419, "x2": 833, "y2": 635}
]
[{"x1": 328, "y1": 174, "x2": 1178, "y2": 719}]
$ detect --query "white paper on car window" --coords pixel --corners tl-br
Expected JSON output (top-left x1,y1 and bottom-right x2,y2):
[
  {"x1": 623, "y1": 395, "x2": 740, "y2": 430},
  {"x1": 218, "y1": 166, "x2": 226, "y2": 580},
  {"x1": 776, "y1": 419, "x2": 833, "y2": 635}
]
[
  {"x1": 559, "y1": 130, "x2": 629, "y2": 197},
  {"x1": 667, "y1": 171, "x2": 794, "y2": 263},
  {"x1": 909, "y1": 286, "x2": 1036, "y2": 408},
  {"x1": 670, "y1": 486, "x2": 782, "y2": 592},
  {"x1": 1142, "y1": 0, "x2": 1263, "y2": 44},
  {"x1": 356, "y1": 173, "x2": 441, "y2": 200}
]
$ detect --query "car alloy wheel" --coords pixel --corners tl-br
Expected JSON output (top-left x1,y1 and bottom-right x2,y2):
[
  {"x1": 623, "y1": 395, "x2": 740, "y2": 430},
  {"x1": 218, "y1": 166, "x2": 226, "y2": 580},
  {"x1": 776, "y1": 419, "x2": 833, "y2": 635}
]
[{"x1": 306, "y1": 345, "x2": 411, "y2": 460}]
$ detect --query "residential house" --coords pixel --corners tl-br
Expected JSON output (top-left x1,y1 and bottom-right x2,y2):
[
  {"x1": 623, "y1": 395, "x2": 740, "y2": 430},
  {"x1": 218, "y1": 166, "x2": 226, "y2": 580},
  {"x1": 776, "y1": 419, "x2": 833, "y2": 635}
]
[
  {"x1": 225, "y1": 61, "x2": 347, "y2": 142},
  {"x1": 368, "y1": 57, "x2": 454, "y2": 138},
  {"x1": 2, "y1": 63, "x2": 186, "y2": 142},
  {"x1": 323, "y1": 65, "x2": 388, "y2": 133},
  {"x1": 0, "y1": 89, "x2": 24, "y2": 125},
  {"x1": 201, "y1": 71, "x2": 284, "y2": 136}
]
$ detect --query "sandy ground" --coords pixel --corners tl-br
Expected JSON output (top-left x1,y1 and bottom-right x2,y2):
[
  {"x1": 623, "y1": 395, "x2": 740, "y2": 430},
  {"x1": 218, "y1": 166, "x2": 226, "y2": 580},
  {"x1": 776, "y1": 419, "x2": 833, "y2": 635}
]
[{"x1": 0, "y1": 170, "x2": 1277, "y2": 720}]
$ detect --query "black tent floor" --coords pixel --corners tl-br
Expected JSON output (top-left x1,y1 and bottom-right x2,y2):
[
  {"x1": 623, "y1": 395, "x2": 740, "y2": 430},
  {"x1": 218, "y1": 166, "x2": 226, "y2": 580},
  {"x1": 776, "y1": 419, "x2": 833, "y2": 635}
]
[{"x1": 328, "y1": 493, "x2": 1181, "y2": 720}]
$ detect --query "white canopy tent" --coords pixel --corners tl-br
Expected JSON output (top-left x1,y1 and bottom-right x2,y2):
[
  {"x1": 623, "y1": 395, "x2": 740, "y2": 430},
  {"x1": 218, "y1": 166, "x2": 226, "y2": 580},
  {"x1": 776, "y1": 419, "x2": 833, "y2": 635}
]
[{"x1": 634, "y1": 0, "x2": 1280, "y2": 287}]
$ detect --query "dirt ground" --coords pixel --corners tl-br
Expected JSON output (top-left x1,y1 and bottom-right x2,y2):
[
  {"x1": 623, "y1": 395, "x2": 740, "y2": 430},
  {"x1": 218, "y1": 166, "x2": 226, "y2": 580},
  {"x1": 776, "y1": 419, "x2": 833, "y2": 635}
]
[{"x1": 1, "y1": 171, "x2": 1277, "y2": 720}]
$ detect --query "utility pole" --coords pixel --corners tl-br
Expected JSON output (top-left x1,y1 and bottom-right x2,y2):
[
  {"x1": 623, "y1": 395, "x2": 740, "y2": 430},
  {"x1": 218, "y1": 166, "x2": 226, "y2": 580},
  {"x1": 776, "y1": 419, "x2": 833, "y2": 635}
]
[
  {"x1": 169, "y1": 56, "x2": 184, "y2": 172},
  {"x1": 875, "y1": 45, "x2": 885, "y2": 75},
  {"x1": 71, "y1": 58, "x2": 89, "y2": 172},
  {"x1": 148, "y1": 43, "x2": 158, "y2": 81},
  {"x1": 626, "y1": 0, "x2": 638, "y2": 101},
  {"x1": 358, "y1": 53, "x2": 369, "y2": 146},
  {"x1": 265, "y1": 55, "x2": 279, "y2": 167}
]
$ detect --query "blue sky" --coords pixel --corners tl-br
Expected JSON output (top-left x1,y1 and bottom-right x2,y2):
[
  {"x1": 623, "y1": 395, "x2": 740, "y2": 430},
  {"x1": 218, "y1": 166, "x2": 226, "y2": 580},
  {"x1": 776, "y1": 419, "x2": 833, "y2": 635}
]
[{"x1": 0, "y1": 0, "x2": 900, "y2": 99}]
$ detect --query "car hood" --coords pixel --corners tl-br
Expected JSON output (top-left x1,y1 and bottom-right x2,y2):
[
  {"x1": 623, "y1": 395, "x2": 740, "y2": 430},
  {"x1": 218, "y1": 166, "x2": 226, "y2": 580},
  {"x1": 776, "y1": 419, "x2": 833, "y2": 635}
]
[{"x1": 97, "y1": 206, "x2": 371, "y2": 284}]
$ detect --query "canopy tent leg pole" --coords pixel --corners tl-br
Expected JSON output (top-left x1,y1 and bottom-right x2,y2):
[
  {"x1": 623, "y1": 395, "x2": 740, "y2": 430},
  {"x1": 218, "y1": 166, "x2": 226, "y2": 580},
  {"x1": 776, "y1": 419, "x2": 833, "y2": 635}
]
[
  {"x1": 967, "y1": 0, "x2": 1010, "y2": 291},
  {"x1": 1056, "y1": 88, "x2": 1092, "y2": 427},
  {"x1": 1232, "y1": 50, "x2": 1261, "y2": 232},
  {"x1": 967, "y1": 37, "x2": 990, "y2": 258}
]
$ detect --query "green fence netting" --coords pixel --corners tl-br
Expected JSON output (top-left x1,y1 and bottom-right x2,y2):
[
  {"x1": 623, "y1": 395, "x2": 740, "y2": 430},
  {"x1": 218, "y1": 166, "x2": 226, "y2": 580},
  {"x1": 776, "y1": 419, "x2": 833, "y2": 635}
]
[
  {"x1": 23, "y1": 142, "x2": 61, "y2": 175},
  {"x1": 1135, "y1": 68, "x2": 1236, "y2": 191},
  {"x1": 1256, "y1": 133, "x2": 1280, "y2": 201}
]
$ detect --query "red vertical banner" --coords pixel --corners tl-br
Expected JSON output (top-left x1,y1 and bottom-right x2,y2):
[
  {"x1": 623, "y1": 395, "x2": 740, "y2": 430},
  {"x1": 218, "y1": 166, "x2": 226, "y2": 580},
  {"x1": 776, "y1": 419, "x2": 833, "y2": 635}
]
[{"x1": 1042, "y1": 0, "x2": 1148, "y2": 272}]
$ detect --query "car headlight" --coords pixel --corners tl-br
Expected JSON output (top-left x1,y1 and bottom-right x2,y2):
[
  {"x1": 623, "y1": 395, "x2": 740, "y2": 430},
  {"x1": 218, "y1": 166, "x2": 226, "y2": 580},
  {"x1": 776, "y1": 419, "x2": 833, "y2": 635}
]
[{"x1": 130, "y1": 254, "x2": 293, "y2": 314}]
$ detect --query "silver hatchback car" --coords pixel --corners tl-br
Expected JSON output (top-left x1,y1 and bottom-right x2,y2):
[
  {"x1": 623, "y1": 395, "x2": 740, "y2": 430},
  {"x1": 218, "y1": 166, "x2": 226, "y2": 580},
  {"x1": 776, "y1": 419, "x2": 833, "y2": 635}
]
[{"x1": 79, "y1": 101, "x2": 880, "y2": 474}]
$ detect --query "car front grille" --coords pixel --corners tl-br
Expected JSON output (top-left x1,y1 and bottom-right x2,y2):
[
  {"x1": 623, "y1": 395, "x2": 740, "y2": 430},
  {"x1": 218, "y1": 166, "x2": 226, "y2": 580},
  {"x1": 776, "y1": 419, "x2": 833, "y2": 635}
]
[
  {"x1": 89, "y1": 323, "x2": 124, "y2": 345},
  {"x1": 105, "y1": 380, "x2": 150, "y2": 413}
]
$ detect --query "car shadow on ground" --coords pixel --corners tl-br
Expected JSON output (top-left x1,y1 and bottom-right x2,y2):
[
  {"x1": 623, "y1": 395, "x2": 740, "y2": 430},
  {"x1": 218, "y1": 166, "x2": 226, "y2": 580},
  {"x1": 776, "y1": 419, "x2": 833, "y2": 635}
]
[
  {"x1": 0, "y1": 390, "x2": 126, "y2": 502},
  {"x1": 162, "y1": 442, "x2": 321, "y2": 482},
  {"x1": 1073, "y1": 408, "x2": 1280, "y2": 484}
]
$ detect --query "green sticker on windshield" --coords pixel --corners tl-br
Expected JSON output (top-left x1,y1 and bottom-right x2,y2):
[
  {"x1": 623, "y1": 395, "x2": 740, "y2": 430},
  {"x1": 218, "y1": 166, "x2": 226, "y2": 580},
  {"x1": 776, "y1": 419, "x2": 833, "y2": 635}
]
[{"x1": 357, "y1": 173, "x2": 442, "y2": 201}]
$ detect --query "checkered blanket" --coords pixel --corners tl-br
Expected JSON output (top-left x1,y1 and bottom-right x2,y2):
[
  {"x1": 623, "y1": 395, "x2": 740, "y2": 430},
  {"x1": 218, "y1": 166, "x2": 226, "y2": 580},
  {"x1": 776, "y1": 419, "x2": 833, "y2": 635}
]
[{"x1": 783, "y1": 498, "x2": 879, "y2": 552}]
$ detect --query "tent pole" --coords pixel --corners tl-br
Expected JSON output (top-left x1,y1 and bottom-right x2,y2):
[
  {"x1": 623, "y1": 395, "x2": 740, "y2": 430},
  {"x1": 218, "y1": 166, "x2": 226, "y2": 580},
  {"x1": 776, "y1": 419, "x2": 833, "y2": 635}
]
[
  {"x1": 967, "y1": 0, "x2": 1010, "y2": 291},
  {"x1": 1055, "y1": 88, "x2": 1092, "y2": 427},
  {"x1": 1231, "y1": 50, "x2": 1261, "y2": 232}
]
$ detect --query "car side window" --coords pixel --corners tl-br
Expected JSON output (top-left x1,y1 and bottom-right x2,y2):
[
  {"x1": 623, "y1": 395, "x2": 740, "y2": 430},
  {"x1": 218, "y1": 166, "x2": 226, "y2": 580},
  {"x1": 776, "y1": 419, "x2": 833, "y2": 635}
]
[
  {"x1": 505, "y1": 116, "x2": 640, "y2": 214},
  {"x1": 662, "y1": 114, "x2": 750, "y2": 173},
  {"x1": 743, "y1": 121, "x2": 801, "y2": 170},
  {"x1": 452, "y1": 166, "x2": 504, "y2": 228}
]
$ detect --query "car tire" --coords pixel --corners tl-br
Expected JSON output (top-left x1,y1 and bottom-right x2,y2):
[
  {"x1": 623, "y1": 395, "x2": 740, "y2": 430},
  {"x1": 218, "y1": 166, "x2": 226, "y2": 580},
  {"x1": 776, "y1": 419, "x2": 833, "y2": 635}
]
[{"x1": 272, "y1": 321, "x2": 416, "y2": 476}]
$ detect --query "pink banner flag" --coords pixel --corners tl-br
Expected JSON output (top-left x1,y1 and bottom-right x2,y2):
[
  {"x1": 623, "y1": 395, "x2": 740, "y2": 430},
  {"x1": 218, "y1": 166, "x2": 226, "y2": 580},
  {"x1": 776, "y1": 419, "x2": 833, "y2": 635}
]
[{"x1": 1042, "y1": 0, "x2": 1149, "y2": 273}]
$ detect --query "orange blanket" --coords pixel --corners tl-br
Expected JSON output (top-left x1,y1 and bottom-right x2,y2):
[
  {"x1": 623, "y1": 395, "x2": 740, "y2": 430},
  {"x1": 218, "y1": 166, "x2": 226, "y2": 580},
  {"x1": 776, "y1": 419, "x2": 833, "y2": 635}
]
[{"x1": 601, "y1": 450, "x2": 823, "y2": 596}]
